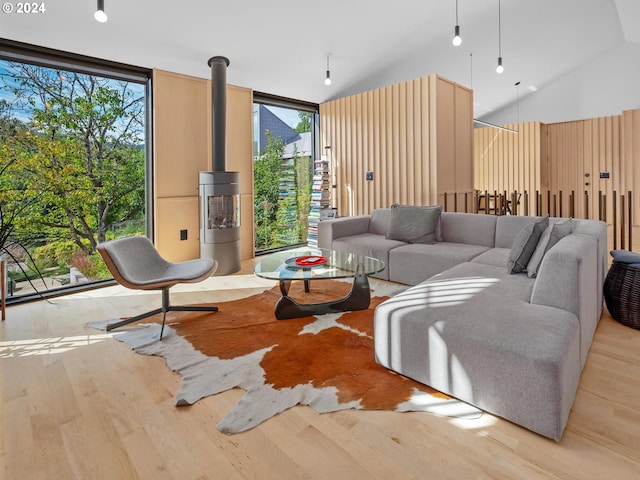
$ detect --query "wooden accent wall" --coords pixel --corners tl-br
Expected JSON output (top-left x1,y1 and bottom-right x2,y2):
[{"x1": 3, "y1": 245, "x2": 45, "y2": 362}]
[
  {"x1": 320, "y1": 74, "x2": 473, "y2": 217},
  {"x1": 473, "y1": 109, "x2": 640, "y2": 224},
  {"x1": 227, "y1": 85, "x2": 255, "y2": 259},
  {"x1": 547, "y1": 113, "x2": 637, "y2": 223},
  {"x1": 153, "y1": 70, "x2": 254, "y2": 262},
  {"x1": 622, "y1": 109, "x2": 640, "y2": 225},
  {"x1": 473, "y1": 122, "x2": 545, "y2": 215},
  {"x1": 433, "y1": 76, "x2": 474, "y2": 211}
]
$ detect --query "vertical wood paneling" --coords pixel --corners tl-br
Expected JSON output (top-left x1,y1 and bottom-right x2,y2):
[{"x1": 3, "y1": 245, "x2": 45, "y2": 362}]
[
  {"x1": 413, "y1": 79, "x2": 422, "y2": 206},
  {"x1": 473, "y1": 121, "x2": 542, "y2": 215},
  {"x1": 153, "y1": 70, "x2": 253, "y2": 261},
  {"x1": 455, "y1": 84, "x2": 473, "y2": 211},
  {"x1": 435, "y1": 78, "x2": 455, "y2": 203},
  {"x1": 320, "y1": 74, "x2": 472, "y2": 216},
  {"x1": 153, "y1": 69, "x2": 214, "y2": 261},
  {"x1": 399, "y1": 82, "x2": 407, "y2": 204},
  {"x1": 392, "y1": 84, "x2": 401, "y2": 203},
  {"x1": 406, "y1": 81, "x2": 415, "y2": 204},
  {"x1": 547, "y1": 115, "x2": 625, "y2": 221},
  {"x1": 372, "y1": 89, "x2": 380, "y2": 208},
  {"x1": 622, "y1": 109, "x2": 640, "y2": 224}
]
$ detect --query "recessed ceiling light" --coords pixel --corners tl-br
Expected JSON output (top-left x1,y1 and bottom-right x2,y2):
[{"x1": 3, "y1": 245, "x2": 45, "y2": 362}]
[{"x1": 528, "y1": 85, "x2": 538, "y2": 92}]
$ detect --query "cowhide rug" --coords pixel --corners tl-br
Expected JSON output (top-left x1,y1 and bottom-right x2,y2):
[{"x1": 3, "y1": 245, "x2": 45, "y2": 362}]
[{"x1": 91, "y1": 279, "x2": 482, "y2": 434}]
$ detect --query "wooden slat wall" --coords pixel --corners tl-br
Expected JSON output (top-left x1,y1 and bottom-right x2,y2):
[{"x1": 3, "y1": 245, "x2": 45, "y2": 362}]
[
  {"x1": 473, "y1": 109, "x2": 640, "y2": 225},
  {"x1": 549, "y1": 112, "x2": 640, "y2": 225},
  {"x1": 547, "y1": 115, "x2": 621, "y2": 221},
  {"x1": 621, "y1": 109, "x2": 640, "y2": 225},
  {"x1": 320, "y1": 74, "x2": 472, "y2": 217},
  {"x1": 473, "y1": 122, "x2": 543, "y2": 215}
]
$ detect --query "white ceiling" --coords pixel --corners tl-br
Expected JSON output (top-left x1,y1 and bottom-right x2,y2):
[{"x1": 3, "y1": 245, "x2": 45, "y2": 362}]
[{"x1": 1, "y1": 0, "x2": 637, "y2": 120}]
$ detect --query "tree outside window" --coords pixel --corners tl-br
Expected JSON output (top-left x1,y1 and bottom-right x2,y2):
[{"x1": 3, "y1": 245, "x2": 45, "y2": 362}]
[{"x1": 0, "y1": 60, "x2": 147, "y2": 297}]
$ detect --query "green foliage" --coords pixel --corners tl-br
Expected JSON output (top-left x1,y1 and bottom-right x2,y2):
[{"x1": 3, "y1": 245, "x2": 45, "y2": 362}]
[
  {"x1": 0, "y1": 61, "x2": 146, "y2": 296},
  {"x1": 275, "y1": 156, "x2": 299, "y2": 245},
  {"x1": 253, "y1": 130, "x2": 314, "y2": 250},
  {"x1": 0, "y1": 111, "x2": 40, "y2": 250},
  {"x1": 295, "y1": 155, "x2": 312, "y2": 242},
  {"x1": 295, "y1": 112, "x2": 312, "y2": 134},
  {"x1": 1, "y1": 62, "x2": 146, "y2": 254},
  {"x1": 71, "y1": 251, "x2": 111, "y2": 280},
  {"x1": 254, "y1": 131, "x2": 285, "y2": 250},
  {"x1": 30, "y1": 240, "x2": 79, "y2": 270}
]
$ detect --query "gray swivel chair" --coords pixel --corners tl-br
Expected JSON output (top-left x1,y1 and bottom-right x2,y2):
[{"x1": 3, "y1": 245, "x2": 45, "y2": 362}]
[{"x1": 97, "y1": 236, "x2": 218, "y2": 340}]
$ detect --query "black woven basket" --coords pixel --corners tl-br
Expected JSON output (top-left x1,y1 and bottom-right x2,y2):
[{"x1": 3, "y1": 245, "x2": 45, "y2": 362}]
[{"x1": 604, "y1": 261, "x2": 640, "y2": 329}]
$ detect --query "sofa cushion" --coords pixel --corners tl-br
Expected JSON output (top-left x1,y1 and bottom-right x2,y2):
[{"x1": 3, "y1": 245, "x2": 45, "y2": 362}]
[
  {"x1": 369, "y1": 209, "x2": 394, "y2": 235},
  {"x1": 495, "y1": 215, "x2": 541, "y2": 248},
  {"x1": 471, "y1": 247, "x2": 511, "y2": 268},
  {"x1": 331, "y1": 232, "x2": 405, "y2": 281},
  {"x1": 369, "y1": 207, "x2": 443, "y2": 241},
  {"x1": 389, "y1": 242, "x2": 490, "y2": 285},
  {"x1": 440, "y1": 212, "x2": 497, "y2": 247},
  {"x1": 527, "y1": 220, "x2": 572, "y2": 278},
  {"x1": 530, "y1": 234, "x2": 599, "y2": 368},
  {"x1": 386, "y1": 204, "x2": 442, "y2": 244},
  {"x1": 374, "y1": 262, "x2": 581, "y2": 441},
  {"x1": 507, "y1": 216, "x2": 549, "y2": 273}
]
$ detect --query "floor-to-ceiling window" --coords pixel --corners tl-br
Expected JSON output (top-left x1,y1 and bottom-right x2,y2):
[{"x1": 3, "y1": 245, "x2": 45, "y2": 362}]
[
  {"x1": 0, "y1": 40, "x2": 151, "y2": 301},
  {"x1": 253, "y1": 93, "x2": 319, "y2": 253}
]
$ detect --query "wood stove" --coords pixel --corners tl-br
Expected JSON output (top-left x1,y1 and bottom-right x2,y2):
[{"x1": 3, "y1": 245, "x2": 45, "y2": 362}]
[{"x1": 199, "y1": 56, "x2": 241, "y2": 275}]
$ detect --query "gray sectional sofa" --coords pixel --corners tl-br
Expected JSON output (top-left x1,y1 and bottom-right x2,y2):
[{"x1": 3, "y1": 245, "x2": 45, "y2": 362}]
[{"x1": 318, "y1": 208, "x2": 607, "y2": 441}]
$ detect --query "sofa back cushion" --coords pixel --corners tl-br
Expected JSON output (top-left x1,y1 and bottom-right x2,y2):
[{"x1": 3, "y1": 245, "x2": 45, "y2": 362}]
[
  {"x1": 369, "y1": 209, "x2": 394, "y2": 235},
  {"x1": 495, "y1": 216, "x2": 544, "y2": 248},
  {"x1": 386, "y1": 204, "x2": 442, "y2": 244},
  {"x1": 440, "y1": 212, "x2": 496, "y2": 247},
  {"x1": 371, "y1": 207, "x2": 445, "y2": 241}
]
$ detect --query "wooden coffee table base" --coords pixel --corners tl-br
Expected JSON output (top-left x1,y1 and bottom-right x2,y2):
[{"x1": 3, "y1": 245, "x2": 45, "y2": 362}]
[{"x1": 275, "y1": 273, "x2": 371, "y2": 320}]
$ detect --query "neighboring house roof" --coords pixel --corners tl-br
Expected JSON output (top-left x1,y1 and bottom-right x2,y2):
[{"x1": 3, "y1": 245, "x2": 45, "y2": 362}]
[
  {"x1": 283, "y1": 131, "x2": 312, "y2": 159},
  {"x1": 258, "y1": 105, "x2": 300, "y2": 154}
]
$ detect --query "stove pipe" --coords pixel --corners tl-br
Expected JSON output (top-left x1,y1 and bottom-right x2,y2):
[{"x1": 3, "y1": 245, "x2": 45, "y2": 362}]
[
  {"x1": 199, "y1": 55, "x2": 240, "y2": 276},
  {"x1": 208, "y1": 56, "x2": 229, "y2": 172}
]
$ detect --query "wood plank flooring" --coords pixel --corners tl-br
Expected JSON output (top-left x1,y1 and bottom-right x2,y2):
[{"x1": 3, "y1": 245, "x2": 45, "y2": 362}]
[{"x1": 1, "y1": 258, "x2": 639, "y2": 479}]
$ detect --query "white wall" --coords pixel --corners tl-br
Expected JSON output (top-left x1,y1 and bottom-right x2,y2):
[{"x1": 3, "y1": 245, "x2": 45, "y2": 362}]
[{"x1": 481, "y1": 42, "x2": 640, "y2": 125}]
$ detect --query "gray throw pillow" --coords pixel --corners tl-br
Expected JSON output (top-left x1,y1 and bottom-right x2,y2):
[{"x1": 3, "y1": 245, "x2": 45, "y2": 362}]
[
  {"x1": 386, "y1": 204, "x2": 442, "y2": 244},
  {"x1": 610, "y1": 249, "x2": 640, "y2": 264},
  {"x1": 507, "y1": 215, "x2": 549, "y2": 274},
  {"x1": 526, "y1": 220, "x2": 572, "y2": 278}
]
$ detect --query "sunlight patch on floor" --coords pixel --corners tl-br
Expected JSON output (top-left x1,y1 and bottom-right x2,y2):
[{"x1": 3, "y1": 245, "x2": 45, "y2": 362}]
[
  {"x1": 0, "y1": 334, "x2": 113, "y2": 357},
  {"x1": 449, "y1": 412, "x2": 499, "y2": 431}
]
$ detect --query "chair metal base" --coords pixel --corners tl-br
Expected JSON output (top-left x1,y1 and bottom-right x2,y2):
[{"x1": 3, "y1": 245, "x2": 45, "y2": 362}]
[{"x1": 105, "y1": 288, "x2": 218, "y2": 340}]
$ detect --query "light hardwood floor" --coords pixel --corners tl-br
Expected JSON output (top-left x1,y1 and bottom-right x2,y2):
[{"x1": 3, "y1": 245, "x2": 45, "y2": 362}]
[{"x1": 1, "y1": 258, "x2": 640, "y2": 479}]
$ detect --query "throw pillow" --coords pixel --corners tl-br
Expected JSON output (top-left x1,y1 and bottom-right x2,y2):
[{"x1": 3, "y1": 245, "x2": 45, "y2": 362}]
[
  {"x1": 610, "y1": 249, "x2": 640, "y2": 264},
  {"x1": 386, "y1": 204, "x2": 442, "y2": 244},
  {"x1": 506, "y1": 215, "x2": 549, "y2": 274},
  {"x1": 526, "y1": 219, "x2": 572, "y2": 278}
]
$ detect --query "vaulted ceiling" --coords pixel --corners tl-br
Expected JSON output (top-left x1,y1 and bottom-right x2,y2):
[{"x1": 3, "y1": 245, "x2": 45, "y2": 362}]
[{"x1": 2, "y1": 0, "x2": 638, "y2": 121}]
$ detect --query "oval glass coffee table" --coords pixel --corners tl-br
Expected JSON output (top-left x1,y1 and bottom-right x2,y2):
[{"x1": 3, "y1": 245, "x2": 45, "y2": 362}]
[{"x1": 254, "y1": 248, "x2": 385, "y2": 320}]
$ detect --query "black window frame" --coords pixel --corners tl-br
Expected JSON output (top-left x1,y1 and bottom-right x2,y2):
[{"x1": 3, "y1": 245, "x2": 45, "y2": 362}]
[
  {"x1": 252, "y1": 91, "x2": 320, "y2": 254},
  {"x1": 0, "y1": 38, "x2": 153, "y2": 304}
]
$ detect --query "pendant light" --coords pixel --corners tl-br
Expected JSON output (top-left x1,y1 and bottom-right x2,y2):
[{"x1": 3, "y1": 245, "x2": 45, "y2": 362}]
[
  {"x1": 452, "y1": 0, "x2": 462, "y2": 46},
  {"x1": 496, "y1": 0, "x2": 504, "y2": 73},
  {"x1": 324, "y1": 54, "x2": 332, "y2": 86},
  {"x1": 94, "y1": 0, "x2": 107, "y2": 22}
]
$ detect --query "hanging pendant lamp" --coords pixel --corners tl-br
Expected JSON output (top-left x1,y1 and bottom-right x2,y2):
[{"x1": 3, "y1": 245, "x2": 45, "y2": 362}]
[
  {"x1": 324, "y1": 54, "x2": 332, "y2": 86},
  {"x1": 496, "y1": 0, "x2": 504, "y2": 73},
  {"x1": 94, "y1": 0, "x2": 107, "y2": 22},
  {"x1": 452, "y1": 0, "x2": 462, "y2": 46}
]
